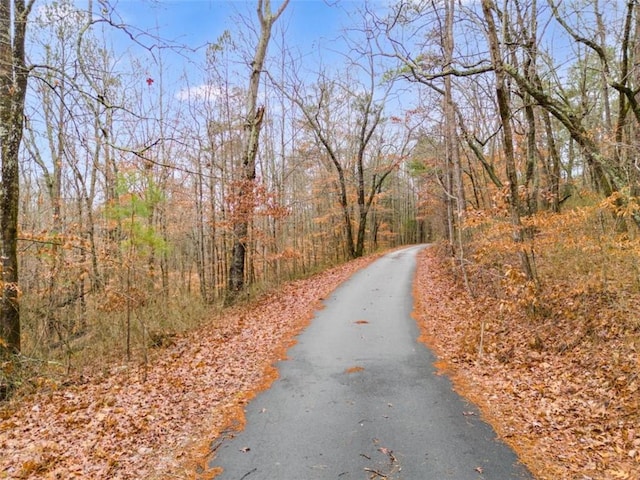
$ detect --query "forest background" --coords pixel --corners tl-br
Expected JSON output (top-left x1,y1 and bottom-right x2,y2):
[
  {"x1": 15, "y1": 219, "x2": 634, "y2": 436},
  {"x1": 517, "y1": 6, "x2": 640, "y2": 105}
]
[{"x1": 0, "y1": 0, "x2": 639, "y2": 477}]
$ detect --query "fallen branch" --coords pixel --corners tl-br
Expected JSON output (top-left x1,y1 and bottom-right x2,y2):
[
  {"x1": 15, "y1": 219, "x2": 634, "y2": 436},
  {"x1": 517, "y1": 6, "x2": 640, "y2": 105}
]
[{"x1": 364, "y1": 467, "x2": 388, "y2": 478}]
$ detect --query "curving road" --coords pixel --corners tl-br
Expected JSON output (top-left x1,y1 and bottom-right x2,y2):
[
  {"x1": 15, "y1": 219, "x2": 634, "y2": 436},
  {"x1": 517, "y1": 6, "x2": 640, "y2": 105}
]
[{"x1": 210, "y1": 245, "x2": 533, "y2": 479}]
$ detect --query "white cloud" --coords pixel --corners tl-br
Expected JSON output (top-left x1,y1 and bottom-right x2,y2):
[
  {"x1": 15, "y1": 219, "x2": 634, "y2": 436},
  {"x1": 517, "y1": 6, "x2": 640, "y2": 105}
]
[{"x1": 174, "y1": 84, "x2": 222, "y2": 102}]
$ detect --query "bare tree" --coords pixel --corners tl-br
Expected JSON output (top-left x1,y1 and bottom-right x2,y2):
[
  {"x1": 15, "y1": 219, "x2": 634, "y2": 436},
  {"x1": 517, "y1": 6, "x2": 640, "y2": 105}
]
[
  {"x1": 481, "y1": 0, "x2": 537, "y2": 281},
  {"x1": 227, "y1": 0, "x2": 290, "y2": 299},
  {"x1": 276, "y1": 30, "x2": 400, "y2": 258}
]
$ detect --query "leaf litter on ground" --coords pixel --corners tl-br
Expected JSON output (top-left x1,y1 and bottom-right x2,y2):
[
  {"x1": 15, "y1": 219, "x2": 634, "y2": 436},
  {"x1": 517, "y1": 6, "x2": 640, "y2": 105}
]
[
  {"x1": 4, "y1": 246, "x2": 637, "y2": 479},
  {"x1": 413, "y1": 247, "x2": 640, "y2": 480},
  {"x1": 0, "y1": 255, "x2": 375, "y2": 480}
]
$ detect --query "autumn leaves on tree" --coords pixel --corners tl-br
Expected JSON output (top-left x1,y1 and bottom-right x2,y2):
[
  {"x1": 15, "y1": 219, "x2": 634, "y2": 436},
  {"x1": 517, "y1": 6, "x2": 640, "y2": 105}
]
[{"x1": 227, "y1": 0, "x2": 289, "y2": 300}]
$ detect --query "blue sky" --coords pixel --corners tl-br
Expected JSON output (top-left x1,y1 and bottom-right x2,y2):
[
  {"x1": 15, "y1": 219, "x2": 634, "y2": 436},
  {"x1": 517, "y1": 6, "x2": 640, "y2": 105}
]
[
  {"x1": 109, "y1": 0, "x2": 366, "y2": 99},
  {"x1": 117, "y1": 0, "x2": 357, "y2": 59}
]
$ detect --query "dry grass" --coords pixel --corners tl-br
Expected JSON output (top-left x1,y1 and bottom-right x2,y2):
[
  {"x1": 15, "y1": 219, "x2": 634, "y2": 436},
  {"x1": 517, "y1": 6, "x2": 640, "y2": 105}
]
[{"x1": 3, "y1": 292, "x2": 215, "y2": 397}]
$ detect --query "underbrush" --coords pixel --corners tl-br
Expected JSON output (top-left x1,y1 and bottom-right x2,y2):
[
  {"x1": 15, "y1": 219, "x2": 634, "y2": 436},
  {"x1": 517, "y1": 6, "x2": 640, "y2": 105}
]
[
  {"x1": 0, "y1": 253, "x2": 378, "y2": 479},
  {"x1": 2, "y1": 251, "x2": 362, "y2": 401},
  {"x1": 2, "y1": 291, "x2": 217, "y2": 400},
  {"x1": 417, "y1": 194, "x2": 640, "y2": 479}
]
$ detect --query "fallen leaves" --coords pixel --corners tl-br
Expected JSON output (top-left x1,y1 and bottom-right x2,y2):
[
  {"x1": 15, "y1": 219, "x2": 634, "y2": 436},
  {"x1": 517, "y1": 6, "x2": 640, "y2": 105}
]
[
  {"x1": 363, "y1": 438, "x2": 401, "y2": 479},
  {"x1": 8, "y1": 242, "x2": 636, "y2": 480},
  {"x1": 0, "y1": 255, "x2": 376, "y2": 479},
  {"x1": 413, "y1": 247, "x2": 640, "y2": 480},
  {"x1": 345, "y1": 366, "x2": 365, "y2": 374}
]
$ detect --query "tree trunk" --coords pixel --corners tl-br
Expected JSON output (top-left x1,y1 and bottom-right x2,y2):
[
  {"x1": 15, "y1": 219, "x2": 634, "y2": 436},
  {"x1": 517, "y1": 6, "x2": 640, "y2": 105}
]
[
  {"x1": 227, "y1": 0, "x2": 289, "y2": 299},
  {"x1": 482, "y1": 0, "x2": 536, "y2": 282},
  {"x1": 0, "y1": 0, "x2": 31, "y2": 356},
  {"x1": 542, "y1": 111, "x2": 562, "y2": 212},
  {"x1": 443, "y1": 0, "x2": 467, "y2": 275}
]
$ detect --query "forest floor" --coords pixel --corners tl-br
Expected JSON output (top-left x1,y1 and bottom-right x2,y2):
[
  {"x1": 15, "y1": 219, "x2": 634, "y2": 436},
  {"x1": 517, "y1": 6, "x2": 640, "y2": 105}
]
[
  {"x1": 0, "y1": 255, "x2": 377, "y2": 480},
  {"x1": 1, "y1": 246, "x2": 638, "y2": 479},
  {"x1": 414, "y1": 247, "x2": 639, "y2": 480}
]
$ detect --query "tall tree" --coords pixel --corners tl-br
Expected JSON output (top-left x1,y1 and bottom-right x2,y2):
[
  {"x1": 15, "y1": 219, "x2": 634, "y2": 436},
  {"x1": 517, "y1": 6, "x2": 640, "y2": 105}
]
[
  {"x1": 441, "y1": 0, "x2": 467, "y2": 261},
  {"x1": 0, "y1": 0, "x2": 34, "y2": 356},
  {"x1": 481, "y1": 0, "x2": 536, "y2": 281},
  {"x1": 278, "y1": 29, "x2": 398, "y2": 259},
  {"x1": 25, "y1": 0, "x2": 82, "y2": 339},
  {"x1": 227, "y1": 0, "x2": 289, "y2": 298},
  {"x1": 293, "y1": 74, "x2": 392, "y2": 259}
]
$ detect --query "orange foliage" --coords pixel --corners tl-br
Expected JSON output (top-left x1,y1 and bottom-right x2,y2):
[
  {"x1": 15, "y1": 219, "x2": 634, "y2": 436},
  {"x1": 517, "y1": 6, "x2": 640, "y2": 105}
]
[
  {"x1": 344, "y1": 366, "x2": 365, "y2": 374},
  {"x1": 414, "y1": 195, "x2": 640, "y2": 479}
]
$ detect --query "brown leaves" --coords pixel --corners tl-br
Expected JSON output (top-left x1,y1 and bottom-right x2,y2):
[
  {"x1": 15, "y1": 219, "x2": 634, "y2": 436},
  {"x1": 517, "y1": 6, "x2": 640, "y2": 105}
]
[
  {"x1": 344, "y1": 366, "x2": 365, "y2": 374},
  {"x1": 413, "y1": 247, "x2": 640, "y2": 480},
  {"x1": 0, "y1": 255, "x2": 376, "y2": 479}
]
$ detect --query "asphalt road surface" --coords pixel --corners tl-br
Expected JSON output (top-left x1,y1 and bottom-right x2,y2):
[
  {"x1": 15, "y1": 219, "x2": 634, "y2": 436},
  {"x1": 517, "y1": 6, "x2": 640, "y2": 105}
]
[{"x1": 210, "y1": 245, "x2": 533, "y2": 479}]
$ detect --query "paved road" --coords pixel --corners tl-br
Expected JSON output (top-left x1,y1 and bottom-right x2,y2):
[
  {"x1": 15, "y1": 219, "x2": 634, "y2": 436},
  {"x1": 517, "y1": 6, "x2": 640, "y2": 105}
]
[{"x1": 210, "y1": 245, "x2": 533, "y2": 479}]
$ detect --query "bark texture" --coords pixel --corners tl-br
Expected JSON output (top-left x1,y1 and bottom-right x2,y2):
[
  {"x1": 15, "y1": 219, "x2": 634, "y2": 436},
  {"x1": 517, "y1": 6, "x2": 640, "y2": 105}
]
[
  {"x1": 0, "y1": 0, "x2": 32, "y2": 355},
  {"x1": 227, "y1": 0, "x2": 289, "y2": 299}
]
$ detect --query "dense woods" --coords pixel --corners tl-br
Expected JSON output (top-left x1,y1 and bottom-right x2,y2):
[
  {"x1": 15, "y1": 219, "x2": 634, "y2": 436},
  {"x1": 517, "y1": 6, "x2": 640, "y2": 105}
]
[
  {"x1": 1, "y1": 0, "x2": 639, "y2": 477},
  {"x1": 1, "y1": 0, "x2": 434, "y2": 372}
]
